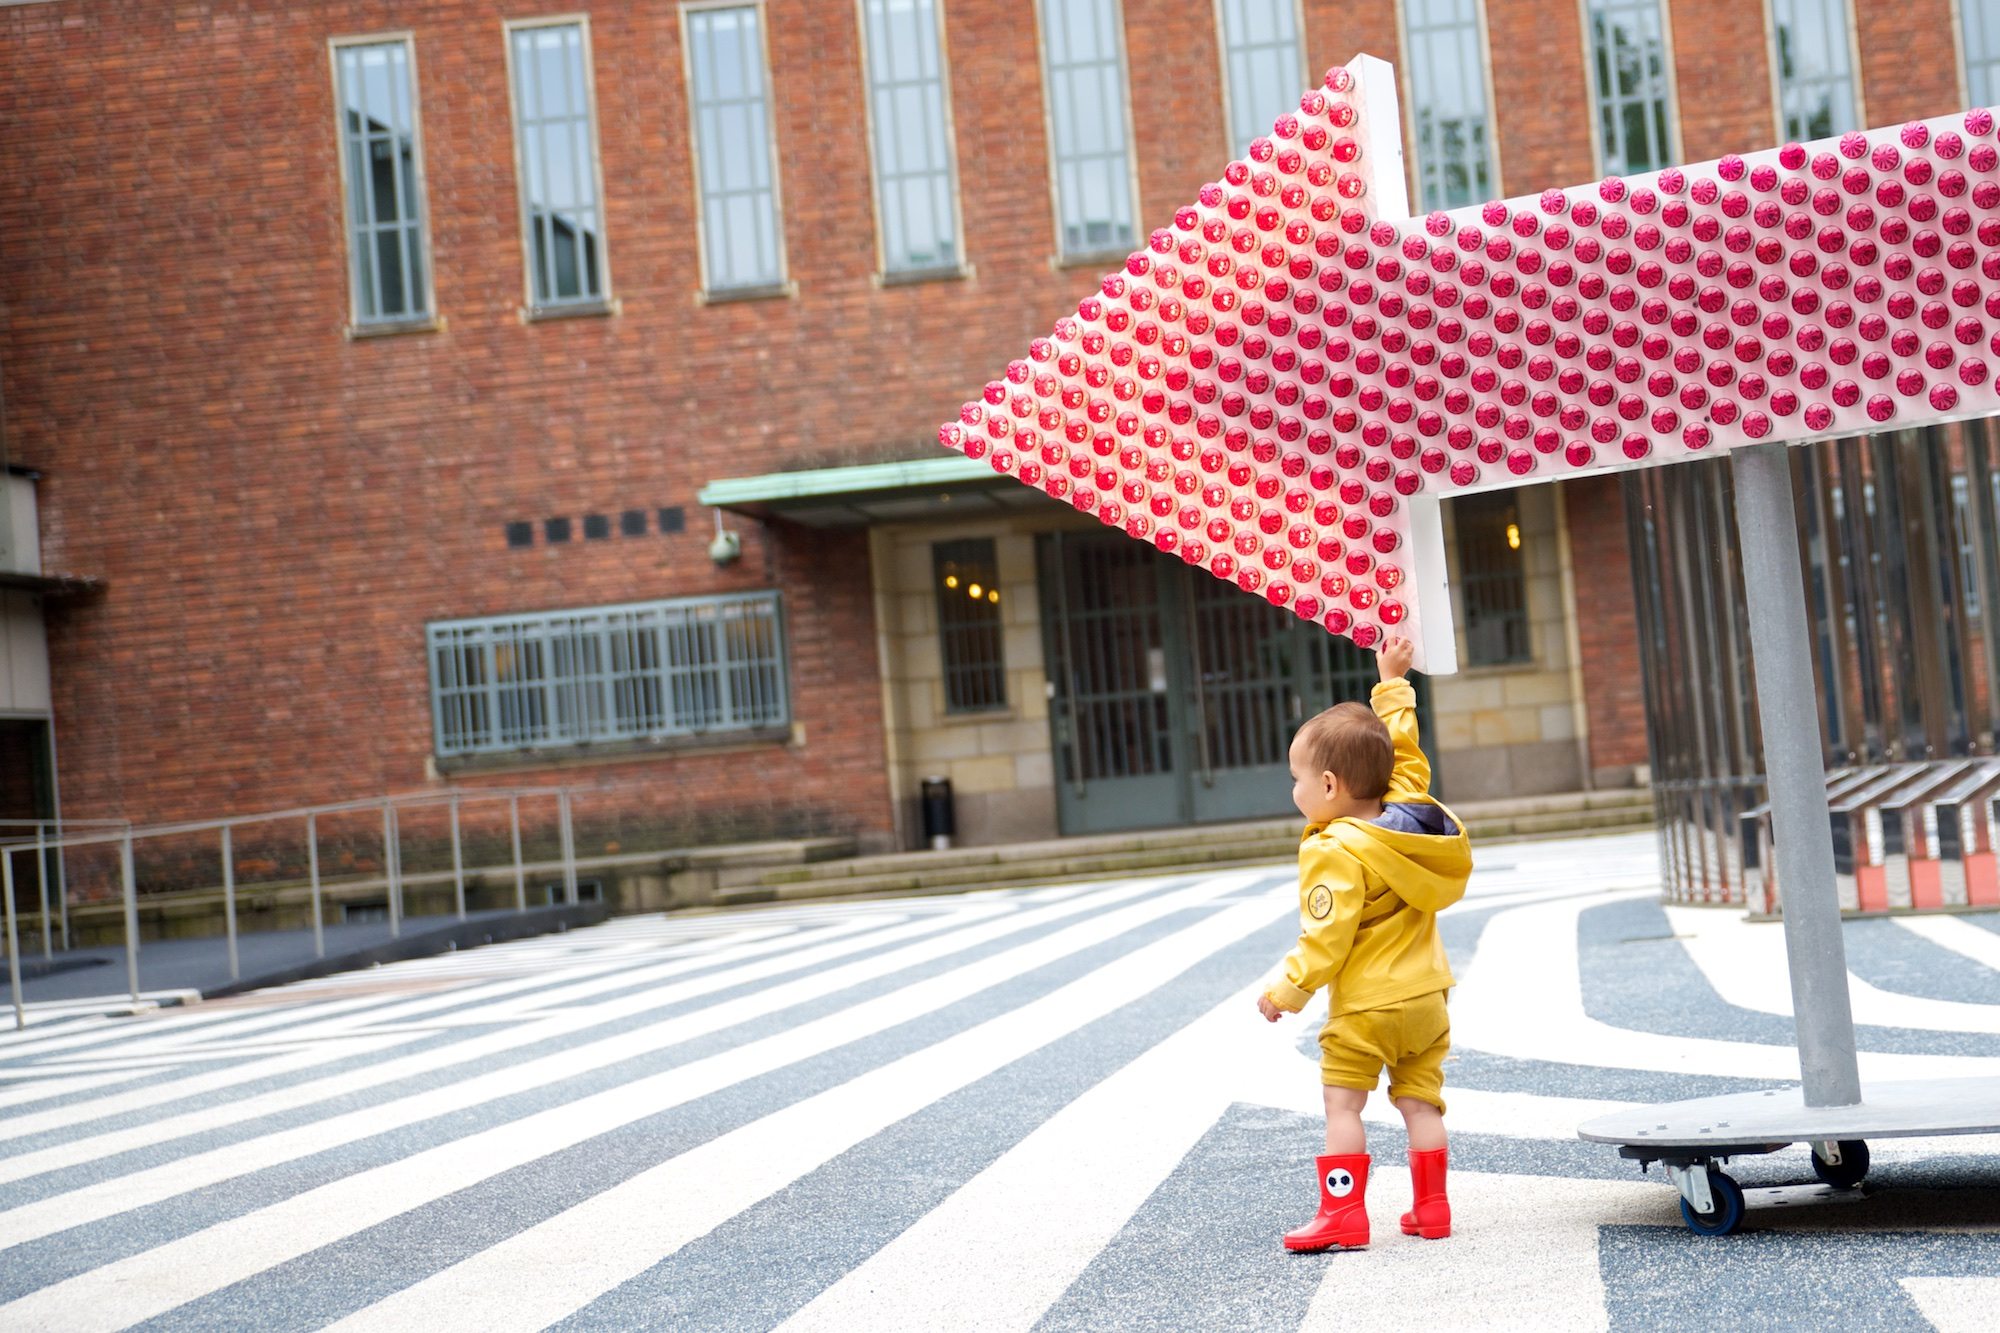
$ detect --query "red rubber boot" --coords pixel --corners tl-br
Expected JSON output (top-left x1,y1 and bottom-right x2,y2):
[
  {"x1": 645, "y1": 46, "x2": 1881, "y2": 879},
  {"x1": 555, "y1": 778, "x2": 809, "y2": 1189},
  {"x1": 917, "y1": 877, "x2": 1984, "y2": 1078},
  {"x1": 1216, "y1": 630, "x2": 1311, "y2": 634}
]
[
  {"x1": 1399, "y1": 1147, "x2": 1451, "y2": 1239},
  {"x1": 1283, "y1": 1154, "x2": 1370, "y2": 1252}
]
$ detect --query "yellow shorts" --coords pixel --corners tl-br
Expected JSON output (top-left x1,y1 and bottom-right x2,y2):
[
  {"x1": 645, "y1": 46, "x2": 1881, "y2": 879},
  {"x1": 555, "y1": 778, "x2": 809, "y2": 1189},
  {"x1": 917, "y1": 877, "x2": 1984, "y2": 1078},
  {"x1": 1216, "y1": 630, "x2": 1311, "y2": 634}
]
[{"x1": 1318, "y1": 989, "x2": 1450, "y2": 1111}]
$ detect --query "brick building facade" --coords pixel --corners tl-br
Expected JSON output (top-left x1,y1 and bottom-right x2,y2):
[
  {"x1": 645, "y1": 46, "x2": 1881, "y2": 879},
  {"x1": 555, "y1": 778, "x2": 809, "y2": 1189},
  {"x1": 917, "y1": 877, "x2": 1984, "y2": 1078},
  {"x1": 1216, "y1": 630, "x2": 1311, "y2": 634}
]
[{"x1": 0, "y1": 0, "x2": 1985, "y2": 854}]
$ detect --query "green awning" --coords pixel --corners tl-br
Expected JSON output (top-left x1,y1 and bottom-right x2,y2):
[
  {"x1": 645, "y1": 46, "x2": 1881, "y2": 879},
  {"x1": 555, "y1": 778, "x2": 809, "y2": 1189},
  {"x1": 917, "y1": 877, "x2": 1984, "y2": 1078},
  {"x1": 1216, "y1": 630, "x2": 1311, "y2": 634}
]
[{"x1": 698, "y1": 454, "x2": 1057, "y2": 527}]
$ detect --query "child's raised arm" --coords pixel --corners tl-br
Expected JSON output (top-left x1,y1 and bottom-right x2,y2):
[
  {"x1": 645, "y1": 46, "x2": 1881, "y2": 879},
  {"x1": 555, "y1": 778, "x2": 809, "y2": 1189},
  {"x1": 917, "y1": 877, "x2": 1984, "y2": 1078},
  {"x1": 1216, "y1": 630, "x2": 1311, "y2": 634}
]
[{"x1": 1371, "y1": 635, "x2": 1430, "y2": 799}]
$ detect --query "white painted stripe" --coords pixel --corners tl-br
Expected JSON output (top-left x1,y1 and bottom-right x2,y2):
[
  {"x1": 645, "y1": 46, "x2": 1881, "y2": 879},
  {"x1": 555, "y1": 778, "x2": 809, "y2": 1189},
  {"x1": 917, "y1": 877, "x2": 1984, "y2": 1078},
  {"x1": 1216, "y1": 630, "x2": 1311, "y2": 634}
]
[
  {"x1": 1452, "y1": 893, "x2": 2000, "y2": 1081},
  {"x1": 1666, "y1": 904, "x2": 2000, "y2": 1033},
  {"x1": 1900, "y1": 1276, "x2": 2000, "y2": 1331},
  {"x1": 780, "y1": 983, "x2": 1278, "y2": 1333},
  {"x1": 1894, "y1": 914, "x2": 2000, "y2": 974},
  {"x1": 0, "y1": 873, "x2": 1221, "y2": 1255},
  {"x1": 0, "y1": 1069, "x2": 156, "y2": 1111},
  {"x1": 0, "y1": 916, "x2": 909, "y2": 1149},
  {"x1": 325, "y1": 888, "x2": 1292, "y2": 1333},
  {"x1": 1297, "y1": 1172, "x2": 1665, "y2": 1332},
  {"x1": 0, "y1": 873, "x2": 1268, "y2": 1331}
]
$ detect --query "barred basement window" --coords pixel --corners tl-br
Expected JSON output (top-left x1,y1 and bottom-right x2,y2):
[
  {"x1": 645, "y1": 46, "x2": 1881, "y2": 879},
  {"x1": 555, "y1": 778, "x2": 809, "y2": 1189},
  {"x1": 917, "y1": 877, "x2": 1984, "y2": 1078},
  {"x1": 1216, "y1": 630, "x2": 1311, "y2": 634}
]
[
  {"x1": 1454, "y1": 493, "x2": 1532, "y2": 668},
  {"x1": 1769, "y1": 0, "x2": 1858, "y2": 142},
  {"x1": 427, "y1": 592, "x2": 788, "y2": 757},
  {"x1": 332, "y1": 37, "x2": 432, "y2": 325},
  {"x1": 934, "y1": 540, "x2": 1007, "y2": 712}
]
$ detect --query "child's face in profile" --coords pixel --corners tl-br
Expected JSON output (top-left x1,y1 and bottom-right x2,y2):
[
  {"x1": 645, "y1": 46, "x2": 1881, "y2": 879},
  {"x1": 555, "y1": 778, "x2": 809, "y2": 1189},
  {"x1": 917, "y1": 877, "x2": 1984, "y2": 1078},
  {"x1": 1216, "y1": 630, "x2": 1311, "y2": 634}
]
[{"x1": 1288, "y1": 732, "x2": 1341, "y2": 824}]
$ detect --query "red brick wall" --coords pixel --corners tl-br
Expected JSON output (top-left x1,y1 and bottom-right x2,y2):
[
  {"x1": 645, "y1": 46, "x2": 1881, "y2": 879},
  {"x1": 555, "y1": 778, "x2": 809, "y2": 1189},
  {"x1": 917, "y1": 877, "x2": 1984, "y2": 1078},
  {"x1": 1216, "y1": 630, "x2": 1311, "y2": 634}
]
[
  {"x1": 0, "y1": 0, "x2": 1981, "y2": 842},
  {"x1": 1566, "y1": 475, "x2": 1649, "y2": 775}
]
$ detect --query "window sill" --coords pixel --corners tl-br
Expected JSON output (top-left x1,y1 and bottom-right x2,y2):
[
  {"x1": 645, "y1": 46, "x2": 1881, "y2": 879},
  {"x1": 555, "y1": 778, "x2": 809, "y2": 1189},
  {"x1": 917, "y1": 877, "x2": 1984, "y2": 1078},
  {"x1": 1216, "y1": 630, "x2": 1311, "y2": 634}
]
[
  {"x1": 347, "y1": 315, "x2": 445, "y2": 340},
  {"x1": 1053, "y1": 248, "x2": 1135, "y2": 272},
  {"x1": 521, "y1": 298, "x2": 621, "y2": 323},
  {"x1": 878, "y1": 262, "x2": 975, "y2": 288},
  {"x1": 1451, "y1": 658, "x2": 1542, "y2": 678},
  {"x1": 939, "y1": 705, "x2": 1014, "y2": 725},
  {"x1": 698, "y1": 280, "x2": 799, "y2": 306},
  {"x1": 434, "y1": 726, "x2": 793, "y2": 775}
]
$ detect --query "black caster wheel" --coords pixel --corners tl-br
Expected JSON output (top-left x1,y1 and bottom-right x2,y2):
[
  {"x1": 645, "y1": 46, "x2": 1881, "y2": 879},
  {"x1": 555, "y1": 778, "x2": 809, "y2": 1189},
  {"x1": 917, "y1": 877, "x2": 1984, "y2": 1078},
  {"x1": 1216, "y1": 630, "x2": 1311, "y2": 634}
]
[
  {"x1": 1679, "y1": 1168, "x2": 1746, "y2": 1236},
  {"x1": 1812, "y1": 1139, "x2": 1870, "y2": 1190}
]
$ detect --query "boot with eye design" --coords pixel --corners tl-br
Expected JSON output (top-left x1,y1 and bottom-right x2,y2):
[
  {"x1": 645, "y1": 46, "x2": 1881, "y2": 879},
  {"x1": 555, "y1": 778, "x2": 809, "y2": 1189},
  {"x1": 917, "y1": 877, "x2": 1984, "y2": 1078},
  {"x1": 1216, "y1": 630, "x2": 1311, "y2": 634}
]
[{"x1": 1282, "y1": 1153, "x2": 1370, "y2": 1251}]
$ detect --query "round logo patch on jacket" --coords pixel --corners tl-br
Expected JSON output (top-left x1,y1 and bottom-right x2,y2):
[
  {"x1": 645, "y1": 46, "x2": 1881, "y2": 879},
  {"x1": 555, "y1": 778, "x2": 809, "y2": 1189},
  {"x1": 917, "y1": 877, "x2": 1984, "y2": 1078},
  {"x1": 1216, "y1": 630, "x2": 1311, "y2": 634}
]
[{"x1": 1307, "y1": 885, "x2": 1333, "y2": 920}]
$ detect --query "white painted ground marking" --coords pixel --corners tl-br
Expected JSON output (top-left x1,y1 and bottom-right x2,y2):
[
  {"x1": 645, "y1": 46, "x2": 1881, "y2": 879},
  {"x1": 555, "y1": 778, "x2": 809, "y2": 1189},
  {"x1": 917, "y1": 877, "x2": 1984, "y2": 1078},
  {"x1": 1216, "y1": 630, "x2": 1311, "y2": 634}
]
[
  {"x1": 0, "y1": 875, "x2": 1267, "y2": 1330},
  {"x1": 779, "y1": 982, "x2": 1289, "y2": 1333},
  {"x1": 0, "y1": 913, "x2": 938, "y2": 1154},
  {"x1": 1297, "y1": 1172, "x2": 1670, "y2": 1333},
  {"x1": 1666, "y1": 905, "x2": 2000, "y2": 1033},
  {"x1": 1453, "y1": 893, "x2": 2000, "y2": 1081},
  {"x1": 0, "y1": 879, "x2": 1171, "y2": 1237},
  {"x1": 325, "y1": 890, "x2": 1294, "y2": 1333},
  {"x1": 1894, "y1": 915, "x2": 2000, "y2": 975},
  {"x1": 1899, "y1": 1276, "x2": 2000, "y2": 1332}
]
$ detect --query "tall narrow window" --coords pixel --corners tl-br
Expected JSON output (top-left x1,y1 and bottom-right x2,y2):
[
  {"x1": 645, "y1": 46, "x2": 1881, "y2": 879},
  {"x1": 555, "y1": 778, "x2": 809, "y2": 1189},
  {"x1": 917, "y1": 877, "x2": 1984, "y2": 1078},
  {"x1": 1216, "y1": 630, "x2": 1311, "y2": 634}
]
[
  {"x1": 1402, "y1": 0, "x2": 1497, "y2": 211},
  {"x1": 507, "y1": 20, "x2": 609, "y2": 309},
  {"x1": 1454, "y1": 493, "x2": 1532, "y2": 667},
  {"x1": 861, "y1": 0, "x2": 961, "y2": 275},
  {"x1": 934, "y1": 540, "x2": 1008, "y2": 712},
  {"x1": 1217, "y1": 0, "x2": 1306, "y2": 156},
  {"x1": 333, "y1": 38, "x2": 430, "y2": 325},
  {"x1": 686, "y1": 4, "x2": 787, "y2": 293},
  {"x1": 1586, "y1": 0, "x2": 1674, "y2": 176},
  {"x1": 1038, "y1": 0, "x2": 1138, "y2": 260},
  {"x1": 1966, "y1": 1, "x2": 2000, "y2": 106},
  {"x1": 1769, "y1": 0, "x2": 1858, "y2": 141}
]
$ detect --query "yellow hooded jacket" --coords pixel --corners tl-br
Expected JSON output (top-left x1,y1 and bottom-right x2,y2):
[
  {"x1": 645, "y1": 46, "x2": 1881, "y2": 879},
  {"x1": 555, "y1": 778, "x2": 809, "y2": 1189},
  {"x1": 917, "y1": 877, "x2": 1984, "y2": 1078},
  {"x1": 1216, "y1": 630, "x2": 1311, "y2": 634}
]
[{"x1": 1264, "y1": 677, "x2": 1474, "y2": 1017}]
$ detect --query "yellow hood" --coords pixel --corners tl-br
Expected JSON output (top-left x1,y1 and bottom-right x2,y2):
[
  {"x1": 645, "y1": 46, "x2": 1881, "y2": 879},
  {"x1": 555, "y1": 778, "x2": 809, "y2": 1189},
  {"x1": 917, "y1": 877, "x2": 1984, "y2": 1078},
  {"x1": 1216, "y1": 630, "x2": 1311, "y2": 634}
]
[{"x1": 1315, "y1": 801, "x2": 1473, "y2": 913}]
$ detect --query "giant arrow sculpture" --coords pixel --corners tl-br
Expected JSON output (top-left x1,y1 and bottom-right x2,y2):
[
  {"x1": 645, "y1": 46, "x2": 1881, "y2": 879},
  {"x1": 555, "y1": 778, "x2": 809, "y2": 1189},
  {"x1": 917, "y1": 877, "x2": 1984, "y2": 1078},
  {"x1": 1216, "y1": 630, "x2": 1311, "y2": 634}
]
[{"x1": 942, "y1": 54, "x2": 2000, "y2": 1234}]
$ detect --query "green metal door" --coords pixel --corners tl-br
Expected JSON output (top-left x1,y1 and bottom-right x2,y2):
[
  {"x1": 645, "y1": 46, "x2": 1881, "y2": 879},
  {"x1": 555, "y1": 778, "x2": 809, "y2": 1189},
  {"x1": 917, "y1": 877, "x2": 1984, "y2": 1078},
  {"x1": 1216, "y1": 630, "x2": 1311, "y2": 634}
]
[
  {"x1": 1040, "y1": 533, "x2": 1429, "y2": 835},
  {"x1": 1038, "y1": 532, "x2": 1183, "y2": 835}
]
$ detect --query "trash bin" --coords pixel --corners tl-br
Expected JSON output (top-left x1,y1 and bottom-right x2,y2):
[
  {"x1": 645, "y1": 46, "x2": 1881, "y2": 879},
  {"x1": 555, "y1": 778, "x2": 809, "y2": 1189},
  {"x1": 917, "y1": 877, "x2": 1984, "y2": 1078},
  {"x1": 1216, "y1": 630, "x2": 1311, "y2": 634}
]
[{"x1": 920, "y1": 776, "x2": 955, "y2": 851}]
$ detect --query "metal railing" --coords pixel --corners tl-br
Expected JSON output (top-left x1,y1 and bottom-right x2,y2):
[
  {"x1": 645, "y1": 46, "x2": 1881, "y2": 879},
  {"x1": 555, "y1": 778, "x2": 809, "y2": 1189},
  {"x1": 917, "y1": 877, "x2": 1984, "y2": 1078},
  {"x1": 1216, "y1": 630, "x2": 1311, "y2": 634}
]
[{"x1": 2, "y1": 787, "x2": 587, "y2": 1031}]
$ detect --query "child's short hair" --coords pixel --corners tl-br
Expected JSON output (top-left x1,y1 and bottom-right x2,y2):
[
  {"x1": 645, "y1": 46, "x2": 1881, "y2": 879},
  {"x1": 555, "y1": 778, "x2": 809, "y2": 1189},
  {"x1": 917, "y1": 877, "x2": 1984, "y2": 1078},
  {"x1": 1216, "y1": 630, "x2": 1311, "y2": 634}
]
[{"x1": 1297, "y1": 702, "x2": 1393, "y2": 800}]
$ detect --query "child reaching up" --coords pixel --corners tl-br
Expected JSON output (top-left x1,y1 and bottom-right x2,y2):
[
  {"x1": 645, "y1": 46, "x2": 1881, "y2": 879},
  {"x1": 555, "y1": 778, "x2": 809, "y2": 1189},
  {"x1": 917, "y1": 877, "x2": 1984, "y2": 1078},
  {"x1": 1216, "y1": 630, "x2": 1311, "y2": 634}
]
[{"x1": 1257, "y1": 634, "x2": 1473, "y2": 1252}]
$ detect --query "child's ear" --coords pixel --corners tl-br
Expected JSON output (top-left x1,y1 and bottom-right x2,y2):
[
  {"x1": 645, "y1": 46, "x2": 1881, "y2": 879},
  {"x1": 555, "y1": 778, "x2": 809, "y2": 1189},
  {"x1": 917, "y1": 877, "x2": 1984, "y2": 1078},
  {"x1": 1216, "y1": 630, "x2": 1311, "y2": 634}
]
[{"x1": 1322, "y1": 770, "x2": 1340, "y2": 798}]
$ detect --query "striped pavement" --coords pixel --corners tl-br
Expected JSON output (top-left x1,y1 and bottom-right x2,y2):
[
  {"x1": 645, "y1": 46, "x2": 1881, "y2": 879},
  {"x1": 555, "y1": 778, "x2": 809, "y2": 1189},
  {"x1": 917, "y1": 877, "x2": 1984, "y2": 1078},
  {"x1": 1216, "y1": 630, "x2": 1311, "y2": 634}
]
[{"x1": 1, "y1": 833, "x2": 1997, "y2": 1331}]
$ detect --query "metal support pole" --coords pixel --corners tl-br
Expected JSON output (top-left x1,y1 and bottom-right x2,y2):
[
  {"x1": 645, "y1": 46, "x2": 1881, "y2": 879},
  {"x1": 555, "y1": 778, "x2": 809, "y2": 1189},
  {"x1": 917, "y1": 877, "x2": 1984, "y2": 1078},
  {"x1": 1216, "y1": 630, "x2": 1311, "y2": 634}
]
[
  {"x1": 55, "y1": 823, "x2": 69, "y2": 952},
  {"x1": 558, "y1": 791, "x2": 578, "y2": 907},
  {"x1": 34, "y1": 825, "x2": 49, "y2": 961},
  {"x1": 510, "y1": 794, "x2": 526, "y2": 914},
  {"x1": 307, "y1": 812, "x2": 324, "y2": 959},
  {"x1": 5, "y1": 850, "x2": 24, "y2": 1031},
  {"x1": 383, "y1": 802, "x2": 401, "y2": 938},
  {"x1": 121, "y1": 832, "x2": 139, "y2": 1005},
  {"x1": 221, "y1": 824, "x2": 239, "y2": 982},
  {"x1": 1730, "y1": 442, "x2": 1864, "y2": 1108},
  {"x1": 449, "y1": 793, "x2": 466, "y2": 921}
]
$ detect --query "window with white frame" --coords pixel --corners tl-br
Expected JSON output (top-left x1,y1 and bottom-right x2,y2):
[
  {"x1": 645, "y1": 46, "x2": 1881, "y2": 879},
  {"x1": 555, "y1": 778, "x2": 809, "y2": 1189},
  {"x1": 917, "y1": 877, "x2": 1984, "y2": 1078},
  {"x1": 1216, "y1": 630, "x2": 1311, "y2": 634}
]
[
  {"x1": 861, "y1": 0, "x2": 961, "y2": 275},
  {"x1": 508, "y1": 20, "x2": 609, "y2": 308},
  {"x1": 1217, "y1": 0, "x2": 1306, "y2": 156},
  {"x1": 333, "y1": 39, "x2": 430, "y2": 324},
  {"x1": 1769, "y1": 0, "x2": 1858, "y2": 141},
  {"x1": 1586, "y1": 0, "x2": 1674, "y2": 176},
  {"x1": 1402, "y1": 0, "x2": 1496, "y2": 211},
  {"x1": 1966, "y1": 1, "x2": 2000, "y2": 106},
  {"x1": 427, "y1": 593, "x2": 789, "y2": 757},
  {"x1": 1038, "y1": 0, "x2": 1138, "y2": 260},
  {"x1": 685, "y1": 4, "x2": 787, "y2": 292}
]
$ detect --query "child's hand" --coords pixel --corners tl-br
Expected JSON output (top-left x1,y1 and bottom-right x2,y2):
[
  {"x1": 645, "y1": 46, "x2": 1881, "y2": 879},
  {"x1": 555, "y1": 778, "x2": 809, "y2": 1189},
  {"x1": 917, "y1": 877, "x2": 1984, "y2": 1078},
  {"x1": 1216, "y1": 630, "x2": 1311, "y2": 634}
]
[
  {"x1": 1257, "y1": 994, "x2": 1285, "y2": 1023},
  {"x1": 1377, "y1": 635, "x2": 1415, "y2": 682}
]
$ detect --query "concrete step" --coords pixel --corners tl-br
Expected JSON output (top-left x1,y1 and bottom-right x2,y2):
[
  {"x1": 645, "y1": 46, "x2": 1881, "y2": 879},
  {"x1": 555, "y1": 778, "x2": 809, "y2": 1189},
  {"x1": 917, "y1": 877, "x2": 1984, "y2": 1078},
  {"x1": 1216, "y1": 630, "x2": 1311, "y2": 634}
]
[{"x1": 715, "y1": 790, "x2": 1655, "y2": 907}]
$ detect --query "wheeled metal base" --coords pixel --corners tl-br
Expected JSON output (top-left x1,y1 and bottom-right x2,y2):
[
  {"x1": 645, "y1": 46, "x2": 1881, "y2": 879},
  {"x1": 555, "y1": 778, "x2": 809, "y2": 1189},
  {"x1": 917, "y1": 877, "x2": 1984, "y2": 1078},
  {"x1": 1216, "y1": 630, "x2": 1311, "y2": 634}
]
[{"x1": 1578, "y1": 1076, "x2": 2000, "y2": 1234}]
